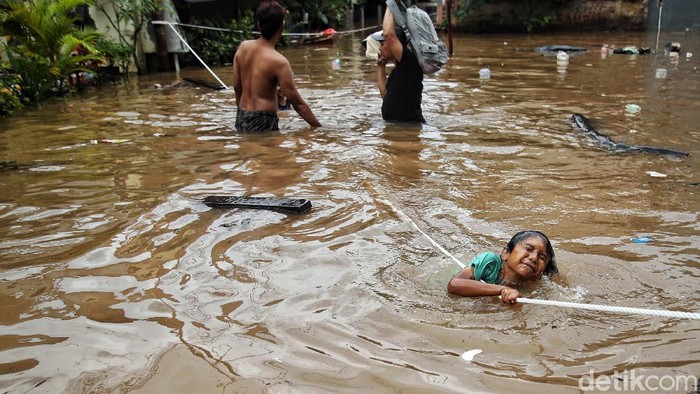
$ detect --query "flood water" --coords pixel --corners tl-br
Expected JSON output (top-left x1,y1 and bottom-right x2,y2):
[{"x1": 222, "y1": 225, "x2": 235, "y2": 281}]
[{"x1": 1, "y1": 30, "x2": 699, "y2": 393}]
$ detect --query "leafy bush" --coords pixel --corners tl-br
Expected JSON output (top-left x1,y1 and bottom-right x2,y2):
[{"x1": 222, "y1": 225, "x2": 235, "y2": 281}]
[
  {"x1": 284, "y1": 0, "x2": 349, "y2": 31},
  {"x1": 0, "y1": 61, "x2": 23, "y2": 116},
  {"x1": 94, "y1": 36, "x2": 133, "y2": 76},
  {"x1": 2, "y1": 45, "x2": 57, "y2": 106},
  {"x1": 186, "y1": 12, "x2": 254, "y2": 67},
  {"x1": 0, "y1": 0, "x2": 104, "y2": 106}
]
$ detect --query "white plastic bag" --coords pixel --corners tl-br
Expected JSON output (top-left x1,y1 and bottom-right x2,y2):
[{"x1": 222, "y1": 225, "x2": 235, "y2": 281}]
[{"x1": 363, "y1": 31, "x2": 382, "y2": 61}]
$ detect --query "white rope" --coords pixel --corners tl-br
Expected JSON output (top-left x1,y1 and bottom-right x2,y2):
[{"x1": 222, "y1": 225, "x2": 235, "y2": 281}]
[
  {"x1": 152, "y1": 21, "x2": 229, "y2": 89},
  {"x1": 156, "y1": 20, "x2": 380, "y2": 37},
  {"x1": 376, "y1": 185, "x2": 700, "y2": 320},
  {"x1": 381, "y1": 196, "x2": 466, "y2": 269},
  {"x1": 518, "y1": 297, "x2": 700, "y2": 320},
  {"x1": 150, "y1": 20, "x2": 380, "y2": 91}
]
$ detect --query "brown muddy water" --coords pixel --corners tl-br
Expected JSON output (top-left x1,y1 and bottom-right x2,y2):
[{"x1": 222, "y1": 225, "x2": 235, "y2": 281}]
[{"x1": 1, "y1": 30, "x2": 699, "y2": 393}]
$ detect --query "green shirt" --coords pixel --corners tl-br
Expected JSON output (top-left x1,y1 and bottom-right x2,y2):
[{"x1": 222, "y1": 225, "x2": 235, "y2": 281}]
[{"x1": 469, "y1": 252, "x2": 503, "y2": 284}]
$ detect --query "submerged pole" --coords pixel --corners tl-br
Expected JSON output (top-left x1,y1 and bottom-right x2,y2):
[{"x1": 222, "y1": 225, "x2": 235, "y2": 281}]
[
  {"x1": 446, "y1": 0, "x2": 453, "y2": 56},
  {"x1": 655, "y1": 0, "x2": 663, "y2": 52}
]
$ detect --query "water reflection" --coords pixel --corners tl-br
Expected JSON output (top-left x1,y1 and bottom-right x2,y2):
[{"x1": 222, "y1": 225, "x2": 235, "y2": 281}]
[
  {"x1": 0, "y1": 31, "x2": 699, "y2": 392},
  {"x1": 378, "y1": 123, "x2": 427, "y2": 183}
]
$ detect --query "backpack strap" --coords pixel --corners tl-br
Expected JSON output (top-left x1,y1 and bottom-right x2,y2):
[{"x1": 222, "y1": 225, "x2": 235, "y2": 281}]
[{"x1": 385, "y1": 0, "x2": 427, "y2": 67}]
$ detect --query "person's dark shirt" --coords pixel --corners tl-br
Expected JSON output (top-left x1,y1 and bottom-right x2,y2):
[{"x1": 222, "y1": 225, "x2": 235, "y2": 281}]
[{"x1": 381, "y1": 44, "x2": 425, "y2": 123}]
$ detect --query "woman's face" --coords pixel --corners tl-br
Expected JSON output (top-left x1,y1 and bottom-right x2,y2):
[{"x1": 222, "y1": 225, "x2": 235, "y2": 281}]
[{"x1": 501, "y1": 236, "x2": 549, "y2": 282}]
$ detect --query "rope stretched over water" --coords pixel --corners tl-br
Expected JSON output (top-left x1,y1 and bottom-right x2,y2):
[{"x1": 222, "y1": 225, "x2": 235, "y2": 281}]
[
  {"x1": 382, "y1": 196, "x2": 466, "y2": 269},
  {"x1": 152, "y1": 20, "x2": 380, "y2": 37},
  {"x1": 152, "y1": 21, "x2": 229, "y2": 89},
  {"x1": 377, "y1": 187, "x2": 700, "y2": 320},
  {"x1": 517, "y1": 297, "x2": 700, "y2": 320},
  {"x1": 151, "y1": 20, "x2": 379, "y2": 88}
]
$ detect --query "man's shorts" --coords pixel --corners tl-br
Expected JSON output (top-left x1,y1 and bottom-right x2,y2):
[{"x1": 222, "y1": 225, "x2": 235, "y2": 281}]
[{"x1": 235, "y1": 108, "x2": 279, "y2": 132}]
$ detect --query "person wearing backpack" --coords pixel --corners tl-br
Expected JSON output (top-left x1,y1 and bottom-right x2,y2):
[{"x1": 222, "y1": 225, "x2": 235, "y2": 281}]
[{"x1": 375, "y1": 7, "x2": 425, "y2": 123}]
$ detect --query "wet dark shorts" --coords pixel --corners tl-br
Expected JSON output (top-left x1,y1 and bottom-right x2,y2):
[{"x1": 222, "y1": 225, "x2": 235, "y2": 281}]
[{"x1": 235, "y1": 108, "x2": 279, "y2": 132}]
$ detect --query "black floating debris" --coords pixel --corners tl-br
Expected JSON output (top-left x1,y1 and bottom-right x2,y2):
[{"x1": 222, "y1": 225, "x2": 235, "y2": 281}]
[
  {"x1": 0, "y1": 161, "x2": 19, "y2": 170},
  {"x1": 182, "y1": 77, "x2": 226, "y2": 90},
  {"x1": 203, "y1": 196, "x2": 312, "y2": 213},
  {"x1": 535, "y1": 45, "x2": 588, "y2": 53},
  {"x1": 612, "y1": 46, "x2": 653, "y2": 55},
  {"x1": 0, "y1": 161, "x2": 32, "y2": 171},
  {"x1": 665, "y1": 42, "x2": 681, "y2": 53},
  {"x1": 570, "y1": 114, "x2": 688, "y2": 158}
]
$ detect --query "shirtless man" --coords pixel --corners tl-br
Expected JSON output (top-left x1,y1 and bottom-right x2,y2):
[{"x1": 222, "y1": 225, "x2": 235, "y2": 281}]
[{"x1": 233, "y1": 1, "x2": 321, "y2": 132}]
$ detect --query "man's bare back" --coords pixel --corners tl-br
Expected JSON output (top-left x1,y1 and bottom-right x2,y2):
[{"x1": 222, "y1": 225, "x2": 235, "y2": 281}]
[
  {"x1": 232, "y1": 2, "x2": 320, "y2": 132},
  {"x1": 233, "y1": 39, "x2": 288, "y2": 113}
]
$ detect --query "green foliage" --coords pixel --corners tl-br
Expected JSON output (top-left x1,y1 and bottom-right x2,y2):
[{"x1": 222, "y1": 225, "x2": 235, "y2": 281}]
[
  {"x1": 511, "y1": 0, "x2": 568, "y2": 32},
  {"x1": 519, "y1": 12, "x2": 556, "y2": 33},
  {"x1": 2, "y1": 45, "x2": 57, "y2": 106},
  {"x1": 94, "y1": 36, "x2": 133, "y2": 73},
  {"x1": 455, "y1": 0, "x2": 485, "y2": 21},
  {"x1": 186, "y1": 12, "x2": 254, "y2": 67},
  {"x1": 0, "y1": 0, "x2": 104, "y2": 106},
  {"x1": 0, "y1": 0, "x2": 89, "y2": 59},
  {"x1": 0, "y1": 60, "x2": 23, "y2": 116},
  {"x1": 283, "y1": 0, "x2": 349, "y2": 31}
]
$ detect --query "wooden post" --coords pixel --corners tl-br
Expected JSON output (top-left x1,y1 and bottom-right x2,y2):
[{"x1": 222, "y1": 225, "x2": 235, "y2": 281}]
[
  {"x1": 446, "y1": 0, "x2": 453, "y2": 56},
  {"x1": 360, "y1": 6, "x2": 365, "y2": 29},
  {"x1": 153, "y1": 1, "x2": 170, "y2": 72}
]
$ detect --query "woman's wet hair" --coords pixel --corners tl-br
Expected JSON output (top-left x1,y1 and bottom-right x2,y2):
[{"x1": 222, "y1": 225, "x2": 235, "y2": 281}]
[
  {"x1": 256, "y1": 1, "x2": 285, "y2": 40},
  {"x1": 506, "y1": 230, "x2": 558, "y2": 276}
]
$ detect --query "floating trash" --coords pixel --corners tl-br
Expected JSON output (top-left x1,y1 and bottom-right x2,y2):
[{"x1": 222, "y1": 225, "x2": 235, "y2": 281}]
[
  {"x1": 625, "y1": 104, "x2": 641, "y2": 113},
  {"x1": 461, "y1": 349, "x2": 483, "y2": 362},
  {"x1": 479, "y1": 68, "x2": 491, "y2": 79},
  {"x1": 631, "y1": 237, "x2": 654, "y2": 244},
  {"x1": 646, "y1": 171, "x2": 667, "y2": 178},
  {"x1": 664, "y1": 42, "x2": 681, "y2": 53},
  {"x1": 100, "y1": 139, "x2": 130, "y2": 144},
  {"x1": 655, "y1": 68, "x2": 667, "y2": 78},
  {"x1": 29, "y1": 166, "x2": 65, "y2": 172}
]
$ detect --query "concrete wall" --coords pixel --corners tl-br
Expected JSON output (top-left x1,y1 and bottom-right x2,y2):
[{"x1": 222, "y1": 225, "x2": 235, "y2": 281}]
[
  {"x1": 455, "y1": 0, "x2": 650, "y2": 32},
  {"x1": 88, "y1": 1, "x2": 155, "y2": 73},
  {"x1": 88, "y1": 0, "x2": 192, "y2": 72}
]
